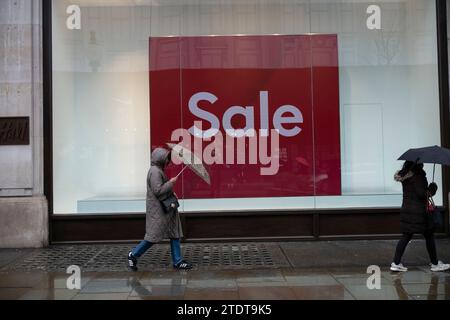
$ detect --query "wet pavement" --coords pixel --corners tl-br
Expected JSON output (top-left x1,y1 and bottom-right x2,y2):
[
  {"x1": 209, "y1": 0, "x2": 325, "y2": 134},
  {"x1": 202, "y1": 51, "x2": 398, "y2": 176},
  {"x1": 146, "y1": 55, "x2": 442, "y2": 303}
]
[
  {"x1": 1, "y1": 239, "x2": 450, "y2": 300},
  {"x1": 1, "y1": 267, "x2": 450, "y2": 300}
]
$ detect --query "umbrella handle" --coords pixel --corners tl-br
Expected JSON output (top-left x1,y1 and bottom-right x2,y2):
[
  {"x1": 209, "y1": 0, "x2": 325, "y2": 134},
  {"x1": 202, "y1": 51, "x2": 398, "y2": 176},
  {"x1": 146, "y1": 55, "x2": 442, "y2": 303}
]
[
  {"x1": 432, "y1": 164, "x2": 435, "y2": 183},
  {"x1": 175, "y1": 165, "x2": 188, "y2": 179}
]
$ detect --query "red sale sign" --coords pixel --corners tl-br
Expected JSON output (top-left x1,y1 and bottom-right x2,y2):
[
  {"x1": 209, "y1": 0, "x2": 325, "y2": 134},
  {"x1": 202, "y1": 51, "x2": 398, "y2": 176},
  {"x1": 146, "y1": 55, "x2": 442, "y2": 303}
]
[{"x1": 150, "y1": 35, "x2": 341, "y2": 199}]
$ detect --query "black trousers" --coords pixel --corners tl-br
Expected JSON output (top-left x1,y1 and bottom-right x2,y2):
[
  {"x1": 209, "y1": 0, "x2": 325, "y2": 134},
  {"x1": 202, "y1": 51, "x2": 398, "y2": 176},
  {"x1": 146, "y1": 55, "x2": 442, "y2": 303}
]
[{"x1": 393, "y1": 232, "x2": 438, "y2": 265}]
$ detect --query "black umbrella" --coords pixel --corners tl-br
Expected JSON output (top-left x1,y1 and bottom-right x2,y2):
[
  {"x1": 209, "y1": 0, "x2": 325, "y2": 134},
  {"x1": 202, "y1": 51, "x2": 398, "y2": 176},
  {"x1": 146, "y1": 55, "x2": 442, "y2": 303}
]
[{"x1": 398, "y1": 145, "x2": 450, "y2": 181}]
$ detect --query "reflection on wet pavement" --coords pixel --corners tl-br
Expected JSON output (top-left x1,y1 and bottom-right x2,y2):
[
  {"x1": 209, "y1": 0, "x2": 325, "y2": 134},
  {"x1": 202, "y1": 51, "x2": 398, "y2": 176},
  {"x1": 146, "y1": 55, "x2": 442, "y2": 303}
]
[{"x1": 0, "y1": 267, "x2": 449, "y2": 300}]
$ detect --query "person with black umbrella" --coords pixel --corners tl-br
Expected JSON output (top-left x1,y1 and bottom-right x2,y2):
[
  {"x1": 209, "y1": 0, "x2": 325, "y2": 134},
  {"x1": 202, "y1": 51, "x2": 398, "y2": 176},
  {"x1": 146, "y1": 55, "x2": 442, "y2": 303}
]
[{"x1": 391, "y1": 157, "x2": 449, "y2": 272}]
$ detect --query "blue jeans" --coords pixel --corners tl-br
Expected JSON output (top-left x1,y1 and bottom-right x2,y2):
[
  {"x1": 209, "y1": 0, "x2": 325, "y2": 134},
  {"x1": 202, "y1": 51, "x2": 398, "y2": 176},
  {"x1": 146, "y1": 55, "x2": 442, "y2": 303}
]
[{"x1": 132, "y1": 239, "x2": 183, "y2": 266}]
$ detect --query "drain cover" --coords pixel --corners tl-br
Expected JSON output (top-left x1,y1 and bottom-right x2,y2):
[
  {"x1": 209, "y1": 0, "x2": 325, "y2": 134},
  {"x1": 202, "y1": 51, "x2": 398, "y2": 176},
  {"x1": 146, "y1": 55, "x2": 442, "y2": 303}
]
[{"x1": 2, "y1": 243, "x2": 290, "y2": 272}]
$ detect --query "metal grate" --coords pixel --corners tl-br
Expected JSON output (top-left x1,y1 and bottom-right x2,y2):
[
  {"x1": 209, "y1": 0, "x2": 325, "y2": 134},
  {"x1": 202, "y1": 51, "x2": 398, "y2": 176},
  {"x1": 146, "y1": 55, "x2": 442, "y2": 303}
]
[{"x1": 1, "y1": 243, "x2": 289, "y2": 272}]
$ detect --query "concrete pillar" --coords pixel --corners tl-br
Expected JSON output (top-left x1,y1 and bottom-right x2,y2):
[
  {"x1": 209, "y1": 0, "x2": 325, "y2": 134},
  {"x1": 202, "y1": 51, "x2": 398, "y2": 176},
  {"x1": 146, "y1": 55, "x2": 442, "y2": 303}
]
[{"x1": 0, "y1": 0, "x2": 48, "y2": 248}]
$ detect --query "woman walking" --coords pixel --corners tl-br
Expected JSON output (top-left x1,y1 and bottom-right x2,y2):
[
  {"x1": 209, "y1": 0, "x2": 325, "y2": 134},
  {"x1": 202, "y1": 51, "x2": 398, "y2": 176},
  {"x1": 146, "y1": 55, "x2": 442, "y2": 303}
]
[
  {"x1": 391, "y1": 160, "x2": 449, "y2": 272},
  {"x1": 128, "y1": 147, "x2": 192, "y2": 271}
]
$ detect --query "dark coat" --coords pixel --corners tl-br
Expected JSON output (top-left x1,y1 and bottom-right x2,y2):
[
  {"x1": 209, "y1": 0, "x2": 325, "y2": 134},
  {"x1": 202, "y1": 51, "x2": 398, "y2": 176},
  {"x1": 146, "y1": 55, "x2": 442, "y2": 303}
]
[
  {"x1": 144, "y1": 148, "x2": 183, "y2": 243},
  {"x1": 395, "y1": 170, "x2": 435, "y2": 234}
]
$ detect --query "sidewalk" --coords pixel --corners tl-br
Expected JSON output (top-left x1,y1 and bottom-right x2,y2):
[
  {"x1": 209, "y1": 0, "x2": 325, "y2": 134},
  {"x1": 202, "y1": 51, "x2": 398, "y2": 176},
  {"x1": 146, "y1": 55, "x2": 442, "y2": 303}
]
[{"x1": 0, "y1": 239, "x2": 449, "y2": 300}]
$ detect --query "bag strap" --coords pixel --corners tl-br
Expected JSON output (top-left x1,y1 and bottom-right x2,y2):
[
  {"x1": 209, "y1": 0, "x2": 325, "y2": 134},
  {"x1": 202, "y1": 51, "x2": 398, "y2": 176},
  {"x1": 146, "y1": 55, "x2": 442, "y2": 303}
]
[
  {"x1": 429, "y1": 196, "x2": 435, "y2": 207},
  {"x1": 426, "y1": 196, "x2": 435, "y2": 212}
]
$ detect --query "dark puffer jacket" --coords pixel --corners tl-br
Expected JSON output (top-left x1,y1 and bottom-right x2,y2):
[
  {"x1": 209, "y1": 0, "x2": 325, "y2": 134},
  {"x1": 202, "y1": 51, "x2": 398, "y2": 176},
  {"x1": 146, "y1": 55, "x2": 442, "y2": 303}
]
[{"x1": 395, "y1": 170, "x2": 436, "y2": 234}]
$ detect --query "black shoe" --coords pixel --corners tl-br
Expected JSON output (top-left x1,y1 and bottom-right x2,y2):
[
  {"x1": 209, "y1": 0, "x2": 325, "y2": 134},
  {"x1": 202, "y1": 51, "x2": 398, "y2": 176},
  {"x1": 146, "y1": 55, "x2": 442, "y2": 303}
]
[
  {"x1": 174, "y1": 260, "x2": 193, "y2": 270},
  {"x1": 128, "y1": 252, "x2": 138, "y2": 272}
]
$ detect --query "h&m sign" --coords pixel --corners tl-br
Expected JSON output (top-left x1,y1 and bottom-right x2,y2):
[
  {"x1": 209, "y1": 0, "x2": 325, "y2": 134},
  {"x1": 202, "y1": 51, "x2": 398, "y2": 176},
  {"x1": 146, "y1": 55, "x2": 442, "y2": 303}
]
[{"x1": 0, "y1": 117, "x2": 30, "y2": 146}]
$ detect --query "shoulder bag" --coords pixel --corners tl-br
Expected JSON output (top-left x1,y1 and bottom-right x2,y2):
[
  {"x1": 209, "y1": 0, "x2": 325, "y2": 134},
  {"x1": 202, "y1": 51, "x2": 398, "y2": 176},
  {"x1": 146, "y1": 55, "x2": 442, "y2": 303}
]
[
  {"x1": 426, "y1": 196, "x2": 443, "y2": 231},
  {"x1": 160, "y1": 192, "x2": 180, "y2": 214}
]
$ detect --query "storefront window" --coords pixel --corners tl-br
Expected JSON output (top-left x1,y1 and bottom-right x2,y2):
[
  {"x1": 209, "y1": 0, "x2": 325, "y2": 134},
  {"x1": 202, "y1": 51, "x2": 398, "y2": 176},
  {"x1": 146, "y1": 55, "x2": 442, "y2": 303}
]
[{"x1": 52, "y1": 0, "x2": 442, "y2": 214}]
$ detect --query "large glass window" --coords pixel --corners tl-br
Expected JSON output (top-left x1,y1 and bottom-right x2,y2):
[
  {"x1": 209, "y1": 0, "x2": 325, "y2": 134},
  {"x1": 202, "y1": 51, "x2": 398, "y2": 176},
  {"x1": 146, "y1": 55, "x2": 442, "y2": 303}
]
[{"x1": 52, "y1": 0, "x2": 442, "y2": 214}]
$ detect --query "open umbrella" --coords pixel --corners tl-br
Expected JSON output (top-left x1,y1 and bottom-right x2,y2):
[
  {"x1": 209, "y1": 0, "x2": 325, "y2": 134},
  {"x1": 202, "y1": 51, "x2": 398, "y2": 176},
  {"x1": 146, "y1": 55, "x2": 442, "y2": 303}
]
[
  {"x1": 398, "y1": 145, "x2": 450, "y2": 181},
  {"x1": 167, "y1": 143, "x2": 211, "y2": 185}
]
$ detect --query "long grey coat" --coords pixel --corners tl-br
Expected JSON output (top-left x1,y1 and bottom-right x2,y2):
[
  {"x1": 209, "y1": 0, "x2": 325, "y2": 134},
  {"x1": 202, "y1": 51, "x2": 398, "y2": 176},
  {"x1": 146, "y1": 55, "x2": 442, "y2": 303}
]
[{"x1": 144, "y1": 148, "x2": 183, "y2": 243}]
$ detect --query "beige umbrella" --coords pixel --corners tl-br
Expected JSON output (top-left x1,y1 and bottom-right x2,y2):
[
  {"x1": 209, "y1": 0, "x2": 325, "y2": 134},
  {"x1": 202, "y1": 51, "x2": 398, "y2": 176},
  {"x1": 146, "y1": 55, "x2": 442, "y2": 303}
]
[{"x1": 167, "y1": 143, "x2": 211, "y2": 185}]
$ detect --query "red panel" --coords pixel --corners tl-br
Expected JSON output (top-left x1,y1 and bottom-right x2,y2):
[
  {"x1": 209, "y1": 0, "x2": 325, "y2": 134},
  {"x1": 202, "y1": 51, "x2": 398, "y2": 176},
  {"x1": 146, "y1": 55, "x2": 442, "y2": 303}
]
[
  {"x1": 312, "y1": 35, "x2": 342, "y2": 196},
  {"x1": 150, "y1": 35, "x2": 341, "y2": 199}
]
